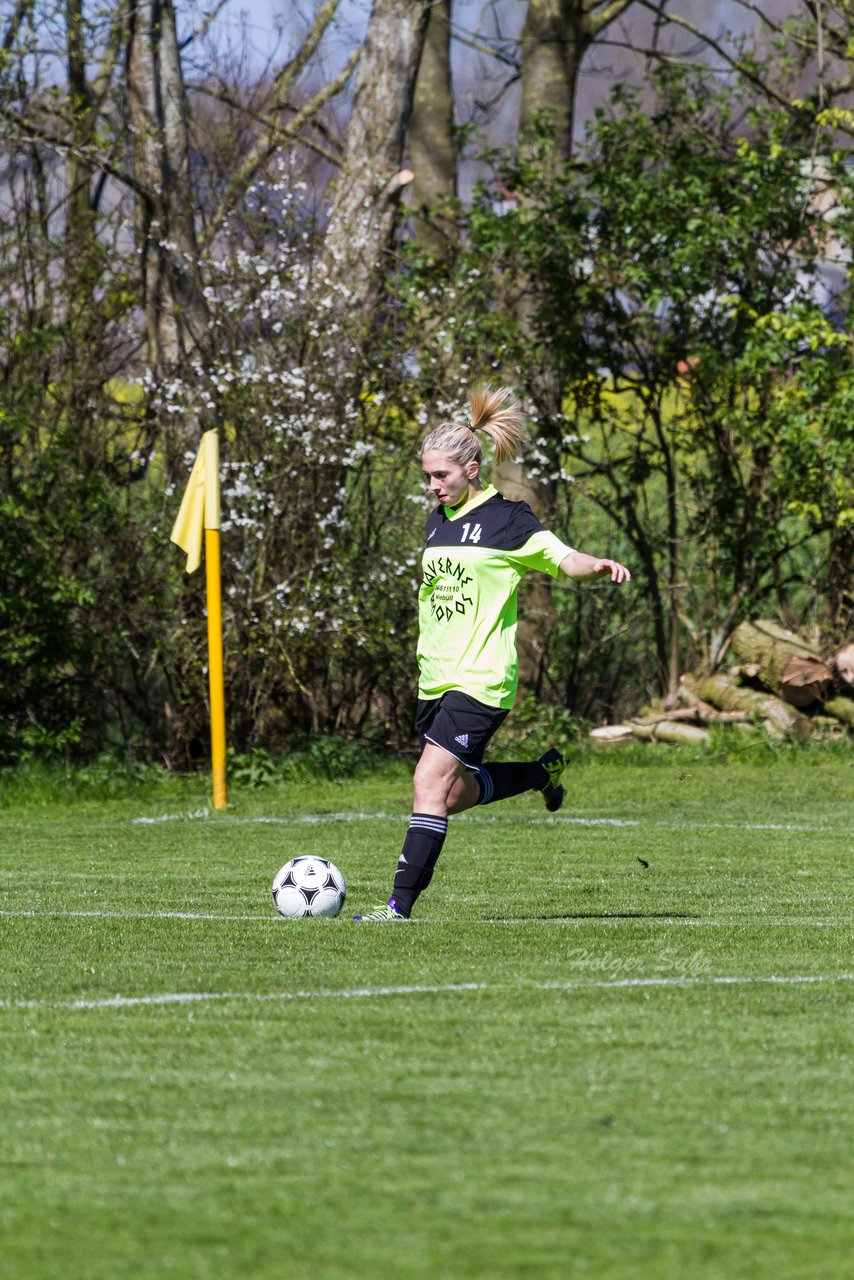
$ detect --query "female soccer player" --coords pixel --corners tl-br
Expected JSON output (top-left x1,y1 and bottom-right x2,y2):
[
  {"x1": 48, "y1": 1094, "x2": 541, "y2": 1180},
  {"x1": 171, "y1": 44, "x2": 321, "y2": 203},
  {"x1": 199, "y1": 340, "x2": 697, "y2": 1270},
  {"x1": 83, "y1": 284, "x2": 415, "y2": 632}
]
[{"x1": 353, "y1": 387, "x2": 631, "y2": 921}]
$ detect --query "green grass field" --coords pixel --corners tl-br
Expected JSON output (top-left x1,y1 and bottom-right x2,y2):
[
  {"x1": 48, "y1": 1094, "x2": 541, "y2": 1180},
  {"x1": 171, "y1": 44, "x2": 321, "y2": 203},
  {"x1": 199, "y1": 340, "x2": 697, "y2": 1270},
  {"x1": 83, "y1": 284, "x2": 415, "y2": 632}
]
[{"x1": 1, "y1": 754, "x2": 852, "y2": 1279}]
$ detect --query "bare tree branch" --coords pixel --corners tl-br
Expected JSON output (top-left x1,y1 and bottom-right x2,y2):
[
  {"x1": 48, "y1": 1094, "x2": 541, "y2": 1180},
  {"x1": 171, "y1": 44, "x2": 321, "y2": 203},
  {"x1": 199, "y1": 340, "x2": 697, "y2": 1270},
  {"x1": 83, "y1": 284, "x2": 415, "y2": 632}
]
[
  {"x1": 448, "y1": 20, "x2": 519, "y2": 69},
  {"x1": 728, "y1": 1, "x2": 788, "y2": 39},
  {"x1": 1, "y1": 0, "x2": 34, "y2": 56},
  {"x1": 179, "y1": 0, "x2": 232, "y2": 51},
  {"x1": 188, "y1": 78, "x2": 345, "y2": 166},
  {"x1": 89, "y1": 6, "x2": 125, "y2": 109},
  {"x1": 0, "y1": 102, "x2": 147, "y2": 197},
  {"x1": 264, "y1": 0, "x2": 342, "y2": 109},
  {"x1": 202, "y1": 44, "x2": 359, "y2": 239},
  {"x1": 584, "y1": 0, "x2": 635, "y2": 37},
  {"x1": 633, "y1": 0, "x2": 805, "y2": 112}
]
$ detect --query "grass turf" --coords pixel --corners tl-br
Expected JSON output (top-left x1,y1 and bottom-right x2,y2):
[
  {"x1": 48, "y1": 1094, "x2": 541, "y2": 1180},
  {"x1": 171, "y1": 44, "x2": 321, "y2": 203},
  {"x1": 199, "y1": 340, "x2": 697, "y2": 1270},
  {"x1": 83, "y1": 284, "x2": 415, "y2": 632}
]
[{"x1": 1, "y1": 757, "x2": 852, "y2": 1278}]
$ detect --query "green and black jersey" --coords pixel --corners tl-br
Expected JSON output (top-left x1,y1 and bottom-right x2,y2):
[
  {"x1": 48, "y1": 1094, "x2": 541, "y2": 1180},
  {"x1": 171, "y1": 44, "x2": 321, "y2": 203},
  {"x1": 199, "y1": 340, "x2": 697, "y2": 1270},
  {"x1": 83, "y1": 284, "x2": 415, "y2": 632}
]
[{"x1": 417, "y1": 484, "x2": 574, "y2": 710}]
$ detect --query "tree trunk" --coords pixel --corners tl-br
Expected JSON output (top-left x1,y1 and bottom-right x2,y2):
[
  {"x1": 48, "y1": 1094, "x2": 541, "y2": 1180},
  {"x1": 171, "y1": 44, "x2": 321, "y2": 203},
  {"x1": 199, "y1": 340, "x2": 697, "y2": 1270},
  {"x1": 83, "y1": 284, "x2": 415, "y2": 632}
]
[
  {"x1": 126, "y1": 0, "x2": 211, "y2": 466},
  {"x1": 62, "y1": 0, "x2": 101, "y2": 433},
  {"x1": 652, "y1": 400, "x2": 681, "y2": 697},
  {"x1": 509, "y1": 1, "x2": 636, "y2": 693},
  {"x1": 520, "y1": 0, "x2": 583, "y2": 157},
  {"x1": 64, "y1": 0, "x2": 95, "y2": 273},
  {"x1": 520, "y1": 1, "x2": 636, "y2": 158},
  {"x1": 408, "y1": 0, "x2": 456, "y2": 252},
  {"x1": 323, "y1": 0, "x2": 431, "y2": 324}
]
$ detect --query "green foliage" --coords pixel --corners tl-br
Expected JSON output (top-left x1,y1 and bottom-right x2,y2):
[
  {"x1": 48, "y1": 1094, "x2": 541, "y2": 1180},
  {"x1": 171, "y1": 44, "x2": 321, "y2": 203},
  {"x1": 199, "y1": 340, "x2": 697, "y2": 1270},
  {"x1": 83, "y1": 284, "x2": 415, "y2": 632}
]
[
  {"x1": 0, "y1": 438, "x2": 174, "y2": 763},
  {"x1": 227, "y1": 736, "x2": 380, "y2": 788},
  {"x1": 396, "y1": 63, "x2": 854, "y2": 710},
  {"x1": 4, "y1": 49, "x2": 854, "y2": 762},
  {"x1": 0, "y1": 243, "x2": 178, "y2": 764},
  {"x1": 490, "y1": 692, "x2": 589, "y2": 761},
  {"x1": 0, "y1": 755, "x2": 191, "y2": 808},
  {"x1": 0, "y1": 152, "x2": 427, "y2": 762},
  {"x1": 166, "y1": 208, "x2": 427, "y2": 755}
]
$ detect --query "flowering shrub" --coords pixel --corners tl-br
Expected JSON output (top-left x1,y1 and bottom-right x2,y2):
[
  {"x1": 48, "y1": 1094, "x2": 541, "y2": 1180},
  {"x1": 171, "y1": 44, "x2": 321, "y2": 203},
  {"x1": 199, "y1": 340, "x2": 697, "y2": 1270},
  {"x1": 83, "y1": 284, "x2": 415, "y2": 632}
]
[{"x1": 158, "y1": 179, "x2": 435, "y2": 755}]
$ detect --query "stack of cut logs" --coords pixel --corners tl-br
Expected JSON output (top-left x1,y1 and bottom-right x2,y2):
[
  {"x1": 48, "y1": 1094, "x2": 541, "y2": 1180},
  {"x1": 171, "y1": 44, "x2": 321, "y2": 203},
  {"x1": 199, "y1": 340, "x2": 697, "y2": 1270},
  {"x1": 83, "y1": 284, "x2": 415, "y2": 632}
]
[{"x1": 591, "y1": 620, "x2": 854, "y2": 748}]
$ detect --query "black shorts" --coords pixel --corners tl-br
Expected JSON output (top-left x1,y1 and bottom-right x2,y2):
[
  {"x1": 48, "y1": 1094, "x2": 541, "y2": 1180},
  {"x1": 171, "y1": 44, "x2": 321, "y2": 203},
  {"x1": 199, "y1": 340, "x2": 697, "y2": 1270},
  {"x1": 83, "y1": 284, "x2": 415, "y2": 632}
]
[{"x1": 416, "y1": 690, "x2": 509, "y2": 769}]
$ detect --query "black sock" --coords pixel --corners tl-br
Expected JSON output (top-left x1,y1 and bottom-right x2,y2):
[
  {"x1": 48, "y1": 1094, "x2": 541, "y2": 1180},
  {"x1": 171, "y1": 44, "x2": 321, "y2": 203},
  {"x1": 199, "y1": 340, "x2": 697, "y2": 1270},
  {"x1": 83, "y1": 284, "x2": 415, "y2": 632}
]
[
  {"x1": 476, "y1": 762, "x2": 547, "y2": 805},
  {"x1": 391, "y1": 812, "x2": 448, "y2": 917}
]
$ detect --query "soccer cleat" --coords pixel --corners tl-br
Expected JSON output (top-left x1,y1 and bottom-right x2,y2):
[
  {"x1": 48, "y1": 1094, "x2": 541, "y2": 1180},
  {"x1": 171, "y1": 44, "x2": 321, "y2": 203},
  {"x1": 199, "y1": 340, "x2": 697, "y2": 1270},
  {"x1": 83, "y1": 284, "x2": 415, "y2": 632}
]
[
  {"x1": 352, "y1": 898, "x2": 409, "y2": 922},
  {"x1": 538, "y1": 747, "x2": 566, "y2": 813}
]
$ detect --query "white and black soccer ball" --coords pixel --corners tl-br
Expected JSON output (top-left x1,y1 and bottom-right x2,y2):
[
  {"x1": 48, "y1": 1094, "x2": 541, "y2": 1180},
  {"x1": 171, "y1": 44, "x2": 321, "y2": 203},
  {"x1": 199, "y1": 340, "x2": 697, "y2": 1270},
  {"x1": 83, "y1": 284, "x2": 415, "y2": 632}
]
[{"x1": 271, "y1": 856, "x2": 346, "y2": 919}]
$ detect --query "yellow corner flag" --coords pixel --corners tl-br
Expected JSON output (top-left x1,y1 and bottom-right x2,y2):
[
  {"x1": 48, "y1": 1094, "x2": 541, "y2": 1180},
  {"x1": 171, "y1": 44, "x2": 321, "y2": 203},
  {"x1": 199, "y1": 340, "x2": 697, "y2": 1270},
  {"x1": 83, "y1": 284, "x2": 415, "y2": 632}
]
[
  {"x1": 170, "y1": 430, "x2": 221, "y2": 572},
  {"x1": 170, "y1": 430, "x2": 227, "y2": 810}
]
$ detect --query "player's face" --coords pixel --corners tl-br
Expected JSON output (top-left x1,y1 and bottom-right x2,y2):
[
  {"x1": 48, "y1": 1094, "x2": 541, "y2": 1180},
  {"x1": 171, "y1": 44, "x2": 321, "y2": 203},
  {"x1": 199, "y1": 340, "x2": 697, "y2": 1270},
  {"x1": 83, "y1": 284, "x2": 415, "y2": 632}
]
[{"x1": 422, "y1": 451, "x2": 477, "y2": 508}]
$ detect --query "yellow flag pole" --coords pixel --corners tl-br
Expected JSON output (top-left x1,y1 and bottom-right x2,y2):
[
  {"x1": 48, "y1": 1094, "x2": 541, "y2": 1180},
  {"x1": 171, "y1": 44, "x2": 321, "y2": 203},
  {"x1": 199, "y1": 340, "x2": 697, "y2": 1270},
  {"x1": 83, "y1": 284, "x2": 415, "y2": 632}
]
[
  {"x1": 201, "y1": 430, "x2": 226, "y2": 810},
  {"x1": 170, "y1": 429, "x2": 227, "y2": 810},
  {"x1": 205, "y1": 525, "x2": 227, "y2": 810}
]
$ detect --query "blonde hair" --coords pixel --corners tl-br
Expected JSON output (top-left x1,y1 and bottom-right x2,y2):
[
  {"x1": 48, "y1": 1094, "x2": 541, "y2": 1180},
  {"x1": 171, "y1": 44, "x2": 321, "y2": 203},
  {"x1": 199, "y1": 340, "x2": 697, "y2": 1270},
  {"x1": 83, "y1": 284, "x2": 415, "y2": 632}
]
[{"x1": 421, "y1": 386, "x2": 527, "y2": 468}]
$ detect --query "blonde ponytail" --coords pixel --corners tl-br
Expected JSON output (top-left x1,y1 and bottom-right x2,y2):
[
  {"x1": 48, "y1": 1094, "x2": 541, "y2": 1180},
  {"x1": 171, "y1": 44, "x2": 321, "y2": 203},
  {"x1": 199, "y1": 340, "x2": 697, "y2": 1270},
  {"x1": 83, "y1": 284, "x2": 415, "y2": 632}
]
[
  {"x1": 467, "y1": 386, "x2": 526, "y2": 464},
  {"x1": 421, "y1": 386, "x2": 527, "y2": 468}
]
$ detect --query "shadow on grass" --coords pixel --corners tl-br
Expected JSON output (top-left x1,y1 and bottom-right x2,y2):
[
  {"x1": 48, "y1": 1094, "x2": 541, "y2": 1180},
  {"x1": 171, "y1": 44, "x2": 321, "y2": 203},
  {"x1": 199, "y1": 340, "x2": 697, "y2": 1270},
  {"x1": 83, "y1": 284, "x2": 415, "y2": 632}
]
[{"x1": 486, "y1": 911, "x2": 699, "y2": 922}]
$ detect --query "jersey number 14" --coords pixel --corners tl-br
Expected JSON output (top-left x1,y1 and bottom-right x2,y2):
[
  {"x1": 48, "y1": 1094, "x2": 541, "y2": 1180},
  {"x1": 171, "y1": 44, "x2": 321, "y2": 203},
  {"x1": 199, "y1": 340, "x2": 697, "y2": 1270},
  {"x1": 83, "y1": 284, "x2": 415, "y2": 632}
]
[{"x1": 460, "y1": 522, "x2": 482, "y2": 544}]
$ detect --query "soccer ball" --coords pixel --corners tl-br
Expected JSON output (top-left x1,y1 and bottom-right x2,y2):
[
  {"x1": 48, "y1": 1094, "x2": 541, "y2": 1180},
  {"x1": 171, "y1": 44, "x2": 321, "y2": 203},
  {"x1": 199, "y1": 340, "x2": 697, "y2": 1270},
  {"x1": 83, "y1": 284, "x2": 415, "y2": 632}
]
[{"x1": 271, "y1": 856, "x2": 346, "y2": 919}]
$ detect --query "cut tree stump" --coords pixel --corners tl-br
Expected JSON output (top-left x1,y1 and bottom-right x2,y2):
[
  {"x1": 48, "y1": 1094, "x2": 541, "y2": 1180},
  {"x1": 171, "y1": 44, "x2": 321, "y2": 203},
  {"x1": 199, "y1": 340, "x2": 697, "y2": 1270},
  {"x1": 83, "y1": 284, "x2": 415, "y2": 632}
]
[
  {"x1": 676, "y1": 679, "x2": 718, "y2": 716},
  {"x1": 629, "y1": 720, "x2": 711, "y2": 745},
  {"x1": 589, "y1": 725, "x2": 634, "y2": 749},
  {"x1": 779, "y1": 655, "x2": 834, "y2": 708},
  {"x1": 824, "y1": 696, "x2": 854, "y2": 728},
  {"x1": 685, "y1": 673, "x2": 811, "y2": 739},
  {"x1": 640, "y1": 704, "x2": 749, "y2": 727},
  {"x1": 729, "y1": 619, "x2": 819, "y2": 691}
]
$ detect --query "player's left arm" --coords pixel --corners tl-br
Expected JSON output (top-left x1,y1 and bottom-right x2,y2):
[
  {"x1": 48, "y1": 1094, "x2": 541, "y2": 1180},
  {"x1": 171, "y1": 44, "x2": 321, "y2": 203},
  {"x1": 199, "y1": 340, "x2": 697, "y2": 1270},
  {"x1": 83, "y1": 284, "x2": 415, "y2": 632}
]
[{"x1": 558, "y1": 550, "x2": 631, "y2": 583}]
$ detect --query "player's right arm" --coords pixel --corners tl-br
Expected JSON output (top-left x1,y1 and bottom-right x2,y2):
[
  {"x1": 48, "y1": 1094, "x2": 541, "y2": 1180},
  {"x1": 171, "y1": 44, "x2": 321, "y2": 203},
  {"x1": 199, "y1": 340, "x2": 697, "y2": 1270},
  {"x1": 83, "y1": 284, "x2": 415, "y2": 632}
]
[{"x1": 558, "y1": 550, "x2": 631, "y2": 583}]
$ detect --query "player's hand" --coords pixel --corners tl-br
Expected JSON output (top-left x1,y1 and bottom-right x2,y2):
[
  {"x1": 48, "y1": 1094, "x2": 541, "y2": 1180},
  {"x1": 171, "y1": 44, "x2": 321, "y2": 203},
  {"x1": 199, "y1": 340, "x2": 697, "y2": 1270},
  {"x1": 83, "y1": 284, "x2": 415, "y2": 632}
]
[{"x1": 593, "y1": 559, "x2": 631, "y2": 583}]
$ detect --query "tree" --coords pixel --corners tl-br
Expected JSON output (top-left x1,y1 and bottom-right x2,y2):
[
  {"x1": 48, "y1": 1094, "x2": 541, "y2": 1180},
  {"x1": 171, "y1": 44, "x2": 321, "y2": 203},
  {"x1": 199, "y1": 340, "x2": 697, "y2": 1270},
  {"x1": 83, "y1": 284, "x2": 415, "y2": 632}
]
[
  {"x1": 0, "y1": 0, "x2": 171, "y2": 760},
  {"x1": 520, "y1": 0, "x2": 636, "y2": 156},
  {"x1": 198, "y1": 0, "x2": 361, "y2": 243},
  {"x1": 498, "y1": 2, "x2": 636, "y2": 688},
  {"x1": 5, "y1": 1, "x2": 851, "y2": 758},
  {"x1": 408, "y1": 0, "x2": 456, "y2": 251},
  {"x1": 635, "y1": 0, "x2": 854, "y2": 154},
  {"x1": 126, "y1": 0, "x2": 213, "y2": 465},
  {"x1": 322, "y1": 0, "x2": 431, "y2": 323},
  {"x1": 0, "y1": 0, "x2": 443, "y2": 760},
  {"x1": 397, "y1": 63, "x2": 854, "y2": 704}
]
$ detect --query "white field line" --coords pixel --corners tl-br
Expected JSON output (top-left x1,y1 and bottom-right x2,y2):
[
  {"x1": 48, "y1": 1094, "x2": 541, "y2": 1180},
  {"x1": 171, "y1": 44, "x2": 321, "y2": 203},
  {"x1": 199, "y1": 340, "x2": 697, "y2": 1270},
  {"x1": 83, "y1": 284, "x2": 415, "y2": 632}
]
[
  {"x1": 0, "y1": 908, "x2": 847, "y2": 928},
  {"x1": 130, "y1": 810, "x2": 838, "y2": 833},
  {"x1": 3, "y1": 972, "x2": 854, "y2": 1013},
  {"x1": 0, "y1": 909, "x2": 273, "y2": 921}
]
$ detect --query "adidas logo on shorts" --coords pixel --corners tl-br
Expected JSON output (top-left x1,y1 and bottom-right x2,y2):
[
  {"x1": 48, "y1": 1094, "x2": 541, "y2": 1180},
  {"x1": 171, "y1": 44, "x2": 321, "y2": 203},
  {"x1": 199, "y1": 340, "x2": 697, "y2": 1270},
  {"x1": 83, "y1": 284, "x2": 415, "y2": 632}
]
[{"x1": 454, "y1": 733, "x2": 469, "y2": 747}]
